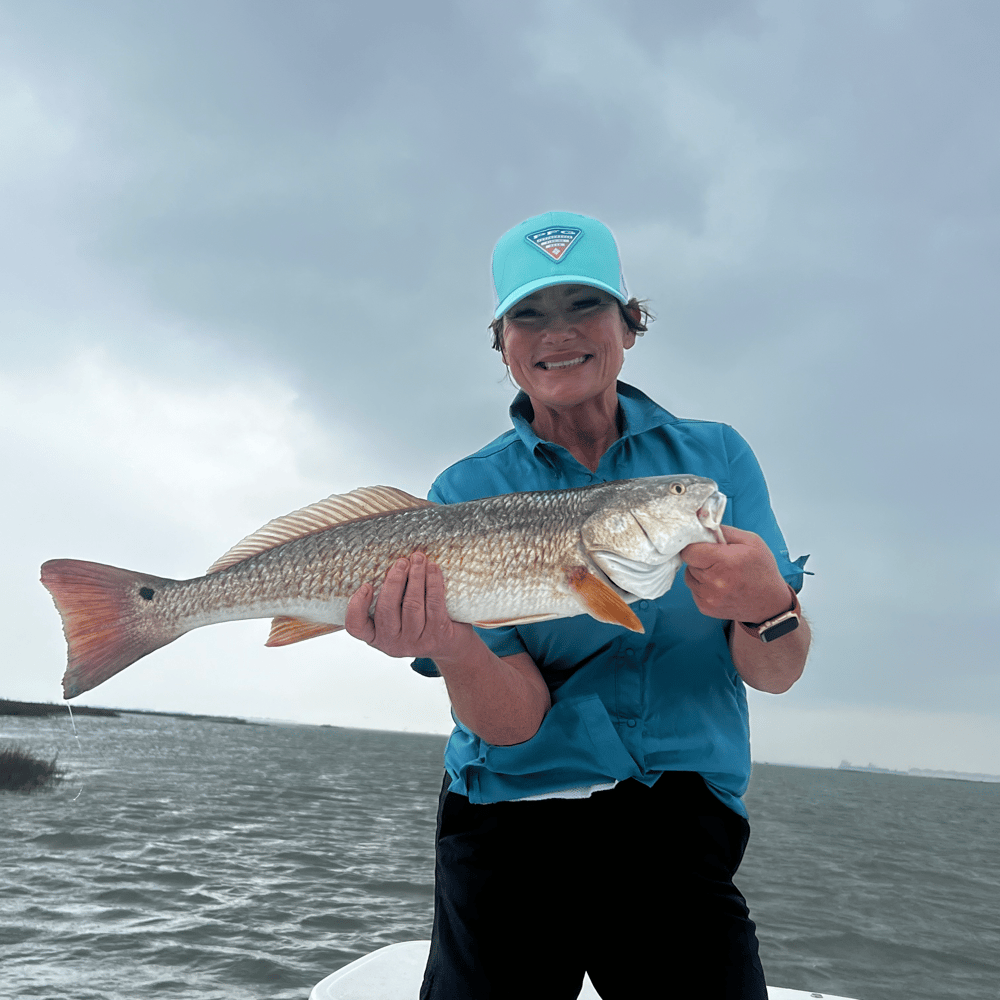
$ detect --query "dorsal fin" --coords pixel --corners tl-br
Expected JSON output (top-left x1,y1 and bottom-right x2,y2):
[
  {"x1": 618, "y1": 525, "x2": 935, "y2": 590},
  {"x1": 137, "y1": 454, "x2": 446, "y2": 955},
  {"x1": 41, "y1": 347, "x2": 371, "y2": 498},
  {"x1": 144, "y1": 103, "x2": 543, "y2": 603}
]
[{"x1": 207, "y1": 486, "x2": 434, "y2": 574}]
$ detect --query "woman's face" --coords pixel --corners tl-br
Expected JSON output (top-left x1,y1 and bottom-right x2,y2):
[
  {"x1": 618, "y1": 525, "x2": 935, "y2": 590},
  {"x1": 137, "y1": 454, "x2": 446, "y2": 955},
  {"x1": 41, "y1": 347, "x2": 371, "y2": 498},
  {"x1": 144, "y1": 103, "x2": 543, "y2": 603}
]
[{"x1": 500, "y1": 284, "x2": 636, "y2": 411}]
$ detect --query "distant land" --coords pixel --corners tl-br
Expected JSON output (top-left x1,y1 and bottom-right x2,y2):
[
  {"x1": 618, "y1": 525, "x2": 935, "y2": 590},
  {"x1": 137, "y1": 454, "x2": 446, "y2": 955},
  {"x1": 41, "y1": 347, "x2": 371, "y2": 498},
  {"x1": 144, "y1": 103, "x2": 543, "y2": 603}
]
[
  {"x1": 0, "y1": 699, "x2": 251, "y2": 726},
  {"x1": 837, "y1": 760, "x2": 1000, "y2": 784},
  {"x1": 4, "y1": 700, "x2": 997, "y2": 779},
  {"x1": 0, "y1": 698, "x2": 119, "y2": 718}
]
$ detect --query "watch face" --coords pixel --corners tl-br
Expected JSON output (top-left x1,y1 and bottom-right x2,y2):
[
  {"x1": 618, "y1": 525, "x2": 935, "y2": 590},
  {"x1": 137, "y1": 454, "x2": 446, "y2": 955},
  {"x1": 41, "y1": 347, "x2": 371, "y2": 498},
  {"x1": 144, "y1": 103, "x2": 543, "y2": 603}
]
[{"x1": 761, "y1": 616, "x2": 799, "y2": 643}]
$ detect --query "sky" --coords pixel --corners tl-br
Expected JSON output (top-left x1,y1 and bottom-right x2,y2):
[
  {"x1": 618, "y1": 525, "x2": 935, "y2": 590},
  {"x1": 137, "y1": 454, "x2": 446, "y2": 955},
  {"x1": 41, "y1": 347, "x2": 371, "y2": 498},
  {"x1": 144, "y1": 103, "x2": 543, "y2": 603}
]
[{"x1": 2, "y1": 0, "x2": 997, "y2": 774}]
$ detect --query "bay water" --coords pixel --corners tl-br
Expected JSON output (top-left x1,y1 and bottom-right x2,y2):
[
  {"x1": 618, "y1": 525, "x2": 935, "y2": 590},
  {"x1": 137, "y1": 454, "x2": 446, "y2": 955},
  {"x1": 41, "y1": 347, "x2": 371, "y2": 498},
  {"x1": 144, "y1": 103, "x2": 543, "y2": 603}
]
[{"x1": 2, "y1": 712, "x2": 997, "y2": 1000}]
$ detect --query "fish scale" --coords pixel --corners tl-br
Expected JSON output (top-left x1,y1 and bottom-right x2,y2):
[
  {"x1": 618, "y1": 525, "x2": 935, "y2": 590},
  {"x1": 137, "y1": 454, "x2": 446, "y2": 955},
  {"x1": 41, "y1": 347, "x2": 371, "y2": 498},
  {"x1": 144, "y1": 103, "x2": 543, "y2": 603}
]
[{"x1": 40, "y1": 475, "x2": 726, "y2": 698}]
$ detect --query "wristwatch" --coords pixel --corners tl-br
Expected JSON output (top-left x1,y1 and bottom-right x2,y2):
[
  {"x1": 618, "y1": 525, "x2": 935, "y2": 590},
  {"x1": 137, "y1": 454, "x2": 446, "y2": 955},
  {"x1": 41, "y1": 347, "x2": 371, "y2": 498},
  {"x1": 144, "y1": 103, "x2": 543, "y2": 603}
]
[{"x1": 738, "y1": 586, "x2": 801, "y2": 643}]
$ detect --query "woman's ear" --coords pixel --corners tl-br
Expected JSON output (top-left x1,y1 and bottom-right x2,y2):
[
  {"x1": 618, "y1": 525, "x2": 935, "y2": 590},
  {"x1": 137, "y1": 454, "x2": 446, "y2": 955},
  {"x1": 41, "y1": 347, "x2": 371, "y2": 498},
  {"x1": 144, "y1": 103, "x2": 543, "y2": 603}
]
[{"x1": 623, "y1": 309, "x2": 639, "y2": 350}]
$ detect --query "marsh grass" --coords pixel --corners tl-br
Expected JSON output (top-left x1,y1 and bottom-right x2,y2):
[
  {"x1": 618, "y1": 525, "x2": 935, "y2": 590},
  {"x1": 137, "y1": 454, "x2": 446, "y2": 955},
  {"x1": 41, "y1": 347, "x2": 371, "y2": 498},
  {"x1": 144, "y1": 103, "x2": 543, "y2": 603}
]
[{"x1": 0, "y1": 743, "x2": 64, "y2": 792}]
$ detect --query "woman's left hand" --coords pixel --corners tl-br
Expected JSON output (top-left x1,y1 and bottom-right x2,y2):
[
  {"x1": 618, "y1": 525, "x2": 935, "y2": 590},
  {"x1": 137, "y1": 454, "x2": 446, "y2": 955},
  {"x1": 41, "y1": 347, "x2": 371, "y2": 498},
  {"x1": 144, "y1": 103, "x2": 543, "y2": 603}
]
[
  {"x1": 680, "y1": 525, "x2": 793, "y2": 624},
  {"x1": 682, "y1": 525, "x2": 810, "y2": 694}
]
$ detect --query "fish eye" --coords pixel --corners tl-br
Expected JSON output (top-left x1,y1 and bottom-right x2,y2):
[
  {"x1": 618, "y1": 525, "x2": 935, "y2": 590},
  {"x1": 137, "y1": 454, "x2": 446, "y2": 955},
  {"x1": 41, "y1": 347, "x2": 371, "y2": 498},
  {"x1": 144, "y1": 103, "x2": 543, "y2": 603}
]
[{"x1": 669, "y1": 482, "x2": 686, "y2": 495}]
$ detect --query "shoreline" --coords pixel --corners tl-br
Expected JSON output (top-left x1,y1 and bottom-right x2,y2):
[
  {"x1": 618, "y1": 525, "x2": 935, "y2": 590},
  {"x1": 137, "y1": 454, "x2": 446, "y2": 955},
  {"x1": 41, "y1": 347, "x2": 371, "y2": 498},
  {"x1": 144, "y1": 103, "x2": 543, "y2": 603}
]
[
  {"x1": 754, "y1": 757, "x2": 1000, "y2": 784},
  {"x1": 5, "y1": 700, "x2": 996, "y2": 781},
  {"x1": 0, "y1": 698, "x2": 251, "y2": 726}
]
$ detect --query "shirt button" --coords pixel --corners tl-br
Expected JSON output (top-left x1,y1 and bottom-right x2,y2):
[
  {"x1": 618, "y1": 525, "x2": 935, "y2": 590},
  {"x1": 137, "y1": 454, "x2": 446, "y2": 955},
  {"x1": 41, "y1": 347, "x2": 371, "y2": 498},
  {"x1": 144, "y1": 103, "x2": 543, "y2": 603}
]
[
  {"x1": 624, "y1": 648, "x2": 635, "y2": 659},
  {"x1": 639, "y1": 600, "x2": 649, "y2": 610},
  {"x1": 626, "y1": 719, "x2": 637, "y2": 728}
]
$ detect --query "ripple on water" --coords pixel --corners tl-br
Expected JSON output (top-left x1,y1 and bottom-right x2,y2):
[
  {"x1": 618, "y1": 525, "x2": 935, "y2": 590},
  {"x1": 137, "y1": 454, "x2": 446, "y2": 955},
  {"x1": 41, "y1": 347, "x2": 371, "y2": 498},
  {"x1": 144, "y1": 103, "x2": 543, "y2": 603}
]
[{"x1": 4, "y1": 717, "x2": 998, "y2": 1000}]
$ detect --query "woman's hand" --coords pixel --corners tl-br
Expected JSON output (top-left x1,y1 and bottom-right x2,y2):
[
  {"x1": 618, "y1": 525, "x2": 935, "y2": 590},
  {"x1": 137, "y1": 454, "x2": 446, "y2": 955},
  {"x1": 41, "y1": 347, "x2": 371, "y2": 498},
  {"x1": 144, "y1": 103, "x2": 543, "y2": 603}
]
[
  {"x1": 344, "y1": 551, "x2": 475, "y2": 660},
  {"x1": 680, "y1": 525, "x2": 792, "y2": 624},
  {"x1": 681, "y1": 525, "x2": 810, "y2": 694},
  {"x1": 343, "y1": 551, "x2": 551, "y2": 744}
]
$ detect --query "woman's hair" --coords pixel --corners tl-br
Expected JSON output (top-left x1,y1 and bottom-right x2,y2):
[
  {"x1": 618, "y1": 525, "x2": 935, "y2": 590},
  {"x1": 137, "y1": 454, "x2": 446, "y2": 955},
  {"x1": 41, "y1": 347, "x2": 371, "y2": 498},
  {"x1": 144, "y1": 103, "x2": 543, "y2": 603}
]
[{"x1": 489, "y1": 297, "x2": 653, "y2": 352}]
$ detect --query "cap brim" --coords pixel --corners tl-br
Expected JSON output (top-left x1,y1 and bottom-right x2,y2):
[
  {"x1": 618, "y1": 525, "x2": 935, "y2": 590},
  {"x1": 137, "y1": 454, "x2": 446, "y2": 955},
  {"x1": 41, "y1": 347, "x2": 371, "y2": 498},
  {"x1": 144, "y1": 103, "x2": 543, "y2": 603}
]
[{"x1": 494, "y1": 276, "x2": 628, "y2": 320}]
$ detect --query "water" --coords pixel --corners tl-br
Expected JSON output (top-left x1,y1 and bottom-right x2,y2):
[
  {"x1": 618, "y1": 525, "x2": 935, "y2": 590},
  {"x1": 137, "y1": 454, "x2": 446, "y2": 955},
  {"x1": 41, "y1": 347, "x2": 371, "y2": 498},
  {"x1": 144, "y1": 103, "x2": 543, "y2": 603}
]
[
  {"x1": 2, "y1": 714, "x2": 997, "y2": 1000},
  {"x1": 739, "y1": 762, "x2": 999, "y2": 999}
]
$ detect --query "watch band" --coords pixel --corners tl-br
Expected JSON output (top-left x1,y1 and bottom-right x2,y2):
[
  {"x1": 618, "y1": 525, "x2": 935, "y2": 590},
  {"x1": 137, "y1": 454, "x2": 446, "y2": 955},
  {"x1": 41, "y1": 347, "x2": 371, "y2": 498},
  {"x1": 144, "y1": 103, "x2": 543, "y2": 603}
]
[{"x1": 739, "y1": 586, "x2": 801, "y2": 643}]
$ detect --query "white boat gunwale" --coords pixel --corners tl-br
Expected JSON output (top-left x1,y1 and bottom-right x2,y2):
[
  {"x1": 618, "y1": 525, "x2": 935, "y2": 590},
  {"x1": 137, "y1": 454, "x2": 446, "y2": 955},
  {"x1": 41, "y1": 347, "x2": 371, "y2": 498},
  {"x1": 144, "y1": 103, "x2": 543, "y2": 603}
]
[{"x1": 309, "y1": 940, "x2": 862, "y2": 1000}]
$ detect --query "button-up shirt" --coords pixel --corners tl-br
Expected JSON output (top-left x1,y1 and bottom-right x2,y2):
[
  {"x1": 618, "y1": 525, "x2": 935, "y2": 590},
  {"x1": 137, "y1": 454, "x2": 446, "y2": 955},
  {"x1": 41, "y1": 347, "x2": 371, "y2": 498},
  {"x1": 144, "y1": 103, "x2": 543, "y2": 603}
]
[{"x1": 412, "y1": 382, "x2": 808, "y2": 816}]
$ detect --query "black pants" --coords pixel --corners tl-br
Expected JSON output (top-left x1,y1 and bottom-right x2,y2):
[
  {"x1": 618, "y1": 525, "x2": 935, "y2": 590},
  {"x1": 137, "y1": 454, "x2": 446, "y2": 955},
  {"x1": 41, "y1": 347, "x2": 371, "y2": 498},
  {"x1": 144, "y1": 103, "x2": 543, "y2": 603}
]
[{"x1": 419, "y1": 771, "x2": 767, "y2": 1000}]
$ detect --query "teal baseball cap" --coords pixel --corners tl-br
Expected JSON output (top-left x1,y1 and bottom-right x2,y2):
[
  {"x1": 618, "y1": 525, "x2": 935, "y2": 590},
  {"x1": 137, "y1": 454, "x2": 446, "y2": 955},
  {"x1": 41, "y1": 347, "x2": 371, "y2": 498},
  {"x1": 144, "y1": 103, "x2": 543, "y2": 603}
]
[{"x1": 491, "y1": 211, "x2": 629, "y2": 320}]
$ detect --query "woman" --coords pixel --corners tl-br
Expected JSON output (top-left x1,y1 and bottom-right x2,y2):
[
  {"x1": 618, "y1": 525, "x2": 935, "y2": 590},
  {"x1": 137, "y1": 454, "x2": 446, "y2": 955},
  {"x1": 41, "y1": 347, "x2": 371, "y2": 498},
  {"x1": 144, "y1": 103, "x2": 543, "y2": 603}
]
[{"x1": 345, "y1": 211, "x2": 811, "y2": 999}]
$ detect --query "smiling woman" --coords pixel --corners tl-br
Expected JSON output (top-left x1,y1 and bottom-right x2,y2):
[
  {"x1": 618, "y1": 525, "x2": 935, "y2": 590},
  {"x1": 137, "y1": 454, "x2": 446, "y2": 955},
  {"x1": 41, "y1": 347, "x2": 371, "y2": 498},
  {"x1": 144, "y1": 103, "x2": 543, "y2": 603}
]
[
  {"x1": 497, "y1": 283, "x2": 640, "y2": 472},
  {"x1": 342, "y1": 210, "x2": 811, "y2": 999}
]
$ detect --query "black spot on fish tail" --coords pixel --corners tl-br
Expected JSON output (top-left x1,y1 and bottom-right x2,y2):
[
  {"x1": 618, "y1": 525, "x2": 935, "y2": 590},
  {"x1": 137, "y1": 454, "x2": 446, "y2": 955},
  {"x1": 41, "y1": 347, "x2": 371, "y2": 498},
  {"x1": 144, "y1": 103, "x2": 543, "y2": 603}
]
[{"x1": 139, "y1": 587, "x2": 155, "y2": 601}]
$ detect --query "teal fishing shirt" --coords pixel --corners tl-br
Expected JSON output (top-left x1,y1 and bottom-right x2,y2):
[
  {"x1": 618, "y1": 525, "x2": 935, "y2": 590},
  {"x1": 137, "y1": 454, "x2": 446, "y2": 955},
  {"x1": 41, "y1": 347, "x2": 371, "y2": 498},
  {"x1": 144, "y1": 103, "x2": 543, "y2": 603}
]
[{"x1": 412, "y1": 382, "x2": 808, "y2": 817}]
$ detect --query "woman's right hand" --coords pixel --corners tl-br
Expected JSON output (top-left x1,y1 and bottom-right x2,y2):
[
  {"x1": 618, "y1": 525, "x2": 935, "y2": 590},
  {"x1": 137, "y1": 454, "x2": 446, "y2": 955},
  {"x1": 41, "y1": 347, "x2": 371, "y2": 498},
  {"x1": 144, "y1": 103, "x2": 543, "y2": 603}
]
[
  {"x1": 345, "y1": 551, "x2": 551, "y2": 745},
  {"x1": 344, "y1": 550, "x2": 475, "y2": 660}
]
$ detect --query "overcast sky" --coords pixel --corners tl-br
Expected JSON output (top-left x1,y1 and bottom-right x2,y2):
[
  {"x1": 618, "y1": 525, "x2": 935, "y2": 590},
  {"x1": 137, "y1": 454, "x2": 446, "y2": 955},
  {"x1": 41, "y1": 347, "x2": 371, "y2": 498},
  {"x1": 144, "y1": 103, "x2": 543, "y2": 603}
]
[{"x1": 2, "y1": 0, "x2": 997, "y2": 774}]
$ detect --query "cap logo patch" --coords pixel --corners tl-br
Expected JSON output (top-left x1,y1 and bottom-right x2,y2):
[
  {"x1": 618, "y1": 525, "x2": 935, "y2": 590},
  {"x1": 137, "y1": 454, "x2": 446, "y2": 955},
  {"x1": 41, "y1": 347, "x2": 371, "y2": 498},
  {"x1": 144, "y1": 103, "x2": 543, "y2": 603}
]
[{"x1": 525, "y1": 226, "x2": 583, "y2": 262}]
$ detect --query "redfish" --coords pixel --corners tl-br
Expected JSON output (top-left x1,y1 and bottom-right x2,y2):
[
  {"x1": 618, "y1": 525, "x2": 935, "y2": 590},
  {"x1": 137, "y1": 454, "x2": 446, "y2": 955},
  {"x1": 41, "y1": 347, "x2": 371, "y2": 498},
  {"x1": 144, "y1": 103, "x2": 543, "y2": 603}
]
[{"x1": 41, "y1": 476, "x2": 726, "y2": 699}]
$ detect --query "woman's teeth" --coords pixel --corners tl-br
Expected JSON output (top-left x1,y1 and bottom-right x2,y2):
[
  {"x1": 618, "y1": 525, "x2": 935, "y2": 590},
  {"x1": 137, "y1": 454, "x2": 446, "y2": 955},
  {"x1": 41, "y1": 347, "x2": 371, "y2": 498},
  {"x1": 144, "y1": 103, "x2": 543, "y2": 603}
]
[{"x1": 538, "y1": 355, "x2": 589, "y2": 370}]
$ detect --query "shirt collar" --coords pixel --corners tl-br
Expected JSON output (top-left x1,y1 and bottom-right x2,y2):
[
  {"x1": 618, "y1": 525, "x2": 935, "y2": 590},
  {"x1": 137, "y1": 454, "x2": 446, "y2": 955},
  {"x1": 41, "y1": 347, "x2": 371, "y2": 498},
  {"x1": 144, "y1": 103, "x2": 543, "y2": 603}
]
[{"x1": 508, "y1": 381, "x2": 678, "y2": 461}]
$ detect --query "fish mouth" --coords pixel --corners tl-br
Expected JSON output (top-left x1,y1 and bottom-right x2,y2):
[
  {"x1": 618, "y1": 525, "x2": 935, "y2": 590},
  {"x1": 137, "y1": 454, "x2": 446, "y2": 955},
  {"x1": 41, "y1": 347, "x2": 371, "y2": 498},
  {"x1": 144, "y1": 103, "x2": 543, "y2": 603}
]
[
  {"x1": 536, "y1": 354, "x2": 591, "y2": 370},
  {"x1": 696, "y1": 492, "x2": 727, "y2": 543}
]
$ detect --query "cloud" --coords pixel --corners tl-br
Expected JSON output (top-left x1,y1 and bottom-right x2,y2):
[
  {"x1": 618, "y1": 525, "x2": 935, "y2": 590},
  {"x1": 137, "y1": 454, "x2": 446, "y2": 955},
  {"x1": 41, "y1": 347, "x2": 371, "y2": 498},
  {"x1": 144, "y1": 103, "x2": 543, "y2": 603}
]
[
  {"x1": 1, "y1": 347, "x2": 430, "y2": 713},
  {"x1": 0, "y1": 1, "x2": 997, "y2": 767},
  {"x1": 1, "y1": 347, "x2": 367, "y2": 548}
]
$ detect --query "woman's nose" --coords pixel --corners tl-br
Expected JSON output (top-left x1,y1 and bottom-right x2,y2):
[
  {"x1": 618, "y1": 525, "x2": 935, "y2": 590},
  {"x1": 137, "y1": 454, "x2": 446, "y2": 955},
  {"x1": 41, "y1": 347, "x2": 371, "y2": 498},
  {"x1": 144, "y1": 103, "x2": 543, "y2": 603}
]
[{"x1": 542, "y1": 311, "x2": 579, "y2": 336}]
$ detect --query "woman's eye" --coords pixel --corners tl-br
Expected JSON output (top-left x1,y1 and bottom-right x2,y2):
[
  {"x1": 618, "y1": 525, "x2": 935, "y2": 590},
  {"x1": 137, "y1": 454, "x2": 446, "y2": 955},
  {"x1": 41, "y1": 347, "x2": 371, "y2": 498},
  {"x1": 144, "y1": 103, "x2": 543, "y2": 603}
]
[{"x1": 571, "y1": 298, "x2": 602, "y2": 311}]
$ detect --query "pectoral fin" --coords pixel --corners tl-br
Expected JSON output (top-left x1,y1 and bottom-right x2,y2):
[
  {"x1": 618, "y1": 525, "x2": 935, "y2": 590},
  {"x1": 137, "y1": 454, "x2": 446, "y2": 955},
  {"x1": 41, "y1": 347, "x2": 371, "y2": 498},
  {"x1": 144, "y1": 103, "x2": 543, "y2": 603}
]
[
  {"x1": 565, "y1": 567, "x2": 644, "y2": 633},
  {"x1": 265, "y1": 616, "x2": 344, "y2": 647}
]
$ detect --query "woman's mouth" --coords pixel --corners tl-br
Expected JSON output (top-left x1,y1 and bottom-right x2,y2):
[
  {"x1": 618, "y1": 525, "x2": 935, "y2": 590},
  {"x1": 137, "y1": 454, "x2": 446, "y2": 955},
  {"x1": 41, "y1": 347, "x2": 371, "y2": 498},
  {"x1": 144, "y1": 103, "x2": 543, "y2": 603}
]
[{"x1": 536, "y1": 354, "x2": 591, "y2": 370}]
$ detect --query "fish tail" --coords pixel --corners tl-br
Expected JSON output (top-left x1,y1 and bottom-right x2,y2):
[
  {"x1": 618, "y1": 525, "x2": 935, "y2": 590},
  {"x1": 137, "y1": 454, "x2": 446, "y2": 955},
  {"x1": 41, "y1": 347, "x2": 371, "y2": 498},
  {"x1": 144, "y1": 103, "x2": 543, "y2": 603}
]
[{"x1": 40, "y1": 559, "x2": 182, "y2": 699}]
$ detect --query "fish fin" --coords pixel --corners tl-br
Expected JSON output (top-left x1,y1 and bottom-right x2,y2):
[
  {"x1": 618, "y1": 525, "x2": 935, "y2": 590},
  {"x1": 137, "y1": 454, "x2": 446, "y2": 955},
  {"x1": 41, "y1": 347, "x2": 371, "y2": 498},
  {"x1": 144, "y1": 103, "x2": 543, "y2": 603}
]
[
  {"x1": 40, "y1": 560, "x2": 183, "y2": 699},
  {"x1": 473, "y1": 613, "x2": 560, "y2": 628},
  {"x1": 207, "y1": 486, "x2": 435, "y2": 574},
  {"x1": 265, "y1": 616, "x2": 344, "y2": 647},
  {"x1": 565, "y1": 566, "x2": 644, "y2": 633}
]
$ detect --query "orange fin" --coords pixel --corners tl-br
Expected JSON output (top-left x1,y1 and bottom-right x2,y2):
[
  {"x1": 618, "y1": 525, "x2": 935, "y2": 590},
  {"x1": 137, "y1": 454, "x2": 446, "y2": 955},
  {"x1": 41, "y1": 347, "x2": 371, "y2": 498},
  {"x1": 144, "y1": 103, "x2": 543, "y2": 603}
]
[
  {"x1": 265, "y1": 616, "x2": 344, "y2": 647},
  {"x1": 40, "y1": 559, "x2": 183, "y2": 699},
  {"x1": 565, "y1": 566, "x2": 644, "y2": 633},
  {"x1": 207, "y1": 486, "x2": 434, "y2": 574}
]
